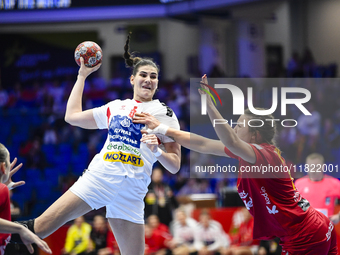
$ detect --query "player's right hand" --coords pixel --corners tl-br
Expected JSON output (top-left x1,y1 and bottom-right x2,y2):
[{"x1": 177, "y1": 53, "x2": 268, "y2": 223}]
[
  {"x1": 19, "y1": 226, "x2": 52, "y2": 254},
  {"x1": 78, "y1": 57, "x2": 102, "y2": 79}
]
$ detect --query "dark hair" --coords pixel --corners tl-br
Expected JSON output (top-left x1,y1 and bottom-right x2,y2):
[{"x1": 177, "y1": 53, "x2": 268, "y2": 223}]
[
  {"x1": 123, "y1": 32, "x2": 160, "y2": 76},
  {"x1": 0, "y1": 143, "x2": 8, "y2": 166},
  {"x1": 244, "y1": 108, "x2": 276, "y2": 146}
]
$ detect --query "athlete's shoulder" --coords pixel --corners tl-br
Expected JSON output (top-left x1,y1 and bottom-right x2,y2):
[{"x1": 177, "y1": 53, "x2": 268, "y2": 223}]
[
  {"x1": 149, "y1": 100, "x2": 175, "y2": 118},
  {"x1": 0, "y1": 183, "x2": 8, "y2": 193}
]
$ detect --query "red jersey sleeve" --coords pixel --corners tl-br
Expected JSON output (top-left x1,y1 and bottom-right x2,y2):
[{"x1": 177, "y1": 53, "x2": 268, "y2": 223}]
[{"x1": 0, "y1": 184, "x2": 11, "y2": 253}]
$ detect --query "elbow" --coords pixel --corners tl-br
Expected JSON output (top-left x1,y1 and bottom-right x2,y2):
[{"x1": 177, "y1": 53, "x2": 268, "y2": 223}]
[
  {"x1": 64, "y1": 115, "x2": 72, "y2": 125},
  {"x1": 169, "y1": 163, "x2": 181, "y2": 174},
  {"x1": 64, "y1": 115, "x2": 70, "y2": 124},
  {"x1": 64, "y1": 114, "x2": 76, "y2": 126},
  {"x1": 225, "y1": 136, "x2": 240, "y2": 151}
]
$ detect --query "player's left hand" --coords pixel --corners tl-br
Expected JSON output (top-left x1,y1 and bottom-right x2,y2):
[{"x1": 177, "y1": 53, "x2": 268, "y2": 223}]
[
  {"x1": 5, "y1": 157, "x2": 25, "y2": 190},
  {"x1": 199, "y1": 74, "x2": 213, "y2": 106},
  {"x1": 140, "y1": 134, "x2": 159, "y2": 153},
  {"x1": 133, "y1": 112, "x2": 161, "y2": 131}
]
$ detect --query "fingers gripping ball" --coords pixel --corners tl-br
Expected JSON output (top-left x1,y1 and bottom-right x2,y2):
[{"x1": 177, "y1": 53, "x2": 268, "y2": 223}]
[{"x1": 74, "y1": 41, "x2": 102, "y2": 67}]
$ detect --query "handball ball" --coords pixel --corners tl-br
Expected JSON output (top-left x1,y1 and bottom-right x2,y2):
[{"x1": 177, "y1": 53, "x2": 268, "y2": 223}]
[{"x1": 74, "y1": 41, "x2": 102, "y2": 67}]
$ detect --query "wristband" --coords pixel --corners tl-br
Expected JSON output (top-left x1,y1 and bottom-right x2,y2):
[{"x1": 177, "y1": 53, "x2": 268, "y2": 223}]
[
  {"x1": 7, "y1": 182, "x2": 15, "y2": 190},
  {"x1": 153, "y1": 147, "x2": 163, "y2": 157},
  {"x1": 147, "y1": 123, "x2": 169, "y2": 135}
]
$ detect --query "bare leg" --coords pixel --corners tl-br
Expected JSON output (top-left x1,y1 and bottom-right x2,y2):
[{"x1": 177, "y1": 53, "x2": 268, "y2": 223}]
[
  {"x1": 108, "y1": 218, "x2": 144, "y2": 255},
  {"x1": 35, "y1": 190, "x2": 92, "y2": 238}
]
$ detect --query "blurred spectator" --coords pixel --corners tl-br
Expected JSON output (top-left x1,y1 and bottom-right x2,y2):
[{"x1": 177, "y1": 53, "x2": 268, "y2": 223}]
[
  {"x1": 49, "y1": 80, "x2": 66, "y2": 114},
  {"x1": 63, "y1": 216, "x2": 92, "y2": 255},
  {"x1": 88, "y1": 215, "x2": 109, "y2": 255},
  {"x1": 257, "y1": 238, "x2": 281, "y2": 255},
  {"x1": 295, "y1": 153, "x2": 340, "y2": 220},
  {"x1": 297, "y1": 103, "x2": 321, "y2": 152},
  {"x1": 144, "y1": 223, "x2": 169, "y2": 255},
  {"x1": 25, "y1": 138, "x2": 48, "y2": 170},
  {"x1": 147, "y1": 215, "x2": 172, "y2": 238},
  {"x1": 145, "y1": 168, "x2": 178, "y2": 226},
  {"x1": 104, "y1": 224, "x2": 120, "y2": 255},
  {"x1": 194, "y1": 210, "x2": 229, "y2": 255},
  {"x1": 43, "y1": 123, "x2": 58, "y2": 145},
  {"x1": 287, "y1": 51, "x2": 302, "y2": 77},
  {"x1": 224, "y1": 208, "x2": 258, "y2": 255},
  {"x1": 168, "y1": 209, "x2": 197, "y2": 255},
  {"x1": 301, "y1": 48, "x2": 316, "y2": 77}
]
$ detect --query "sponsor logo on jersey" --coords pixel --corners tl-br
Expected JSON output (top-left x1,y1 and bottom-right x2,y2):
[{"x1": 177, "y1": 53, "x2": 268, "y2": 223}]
[
  {"x1": 325, "y1": 197, "x2": 331, "y2": 205},
  {"x1": 266, "y1": 205, "x2": 279, "y2": 215},
  {"x1": 103, "y1": 151, "x2": 144, "y2": 167},
  {"x1": 239, "y1": 190, "x2": 248, "y2": 199},
  {"x1": 326, "y1": 222, "x2": 334, "y2": 241},
  {"x1": 243, "y1": 197, "x2": 253, "y2": 210},
  {"x1": 107, "y1": 142, "x2": 141, "y2": 156},
  {"x1": 120, "y1": 118, "x2": 131, "y2": 127},
  {"x1": 260, "y1": 186, "x2": 271, "y2": 205},
  {"x1": 108, "y1": 115, "x2": 144, "y2": 148}
]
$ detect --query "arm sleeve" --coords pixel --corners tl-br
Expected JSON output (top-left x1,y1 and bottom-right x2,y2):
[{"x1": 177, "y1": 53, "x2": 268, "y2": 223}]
[
  {"x1": 154, "y1": 106, "x2": 180, "y2": 144},
  {"x1": 0, "y1": 185, "x2": 9, "y2": 208},
  {"x1": 93, "y1": 101, "x2": 119, "y2": 129}
]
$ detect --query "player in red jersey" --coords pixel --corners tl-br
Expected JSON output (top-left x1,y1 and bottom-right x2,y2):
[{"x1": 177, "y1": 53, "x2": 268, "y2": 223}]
[
  {"x1": 0, "y1": 143, "x2": 51, "y2": 254},
  {"x1": 133, "y1": 75, "x2": 338, "y2": 255}
]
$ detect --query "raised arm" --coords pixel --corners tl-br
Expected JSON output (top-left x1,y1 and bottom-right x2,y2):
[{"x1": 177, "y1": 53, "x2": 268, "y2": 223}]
[
  {"x1": 134, "y1": 113, "x2": 228, "y2": 157},
  {"x1": 64, "y1": 58, "x2": 101, "y2": 129},
  {"x1": 201, "y1": 75, "x2": 256, "y2": 163}
]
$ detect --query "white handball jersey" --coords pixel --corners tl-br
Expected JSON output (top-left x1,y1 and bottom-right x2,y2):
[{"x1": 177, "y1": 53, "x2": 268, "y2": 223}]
[{"x1": 89, "y1": 99, "x2": 180, "y2": 179}]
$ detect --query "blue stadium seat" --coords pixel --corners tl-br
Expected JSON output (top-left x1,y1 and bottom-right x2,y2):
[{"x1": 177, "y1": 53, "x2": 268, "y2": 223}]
[{"x1": 44, "y1": 168, "x2": 60, "y2": 186}]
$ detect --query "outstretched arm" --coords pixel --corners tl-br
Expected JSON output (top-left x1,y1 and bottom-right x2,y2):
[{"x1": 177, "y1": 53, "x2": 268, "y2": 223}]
[
  {"x1": 134, "y1": 113, "x2": 228, "y2": 157},
  {"x1": 65, "y1": 57, "x2": 101, "y2": 129},
  {"x1": 201, "y1": 74, "x2": 256, "y2": 163},
  {"x1": 0, "y1": 219, "x2": 51, "y2": 254}
]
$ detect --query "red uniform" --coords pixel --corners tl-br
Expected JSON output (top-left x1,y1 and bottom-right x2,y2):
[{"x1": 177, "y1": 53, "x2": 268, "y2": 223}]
[
  {"x1": 295, "y1": 175, "x2": 340, "y2": 217},
  {"x1": 0, "y1": 183, "x2": 11, "y2": 255},
  {"x1": 224, "y1": 143, "x2": 337, "y2": 255}
]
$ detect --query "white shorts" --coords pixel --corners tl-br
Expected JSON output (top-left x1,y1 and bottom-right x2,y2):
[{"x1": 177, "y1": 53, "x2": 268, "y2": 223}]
[{"x1": 69, "y1": 169, "x2": 149, "y2": 224}]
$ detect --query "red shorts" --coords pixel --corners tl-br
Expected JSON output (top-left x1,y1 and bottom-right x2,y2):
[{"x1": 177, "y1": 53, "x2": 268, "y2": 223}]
[{"x1": 280, "y1": 210, "x2": 338, "y2": 255}]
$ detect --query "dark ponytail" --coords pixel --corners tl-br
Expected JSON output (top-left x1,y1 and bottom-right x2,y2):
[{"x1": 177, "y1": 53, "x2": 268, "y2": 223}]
[{"x1": 123, "y1": 32, "x2": 159, "y2": 76}]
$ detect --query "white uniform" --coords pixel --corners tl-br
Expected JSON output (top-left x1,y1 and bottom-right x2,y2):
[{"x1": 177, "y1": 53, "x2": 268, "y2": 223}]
[{"x1": 70, "y1": 99, "x2": 180, "y2": 224}]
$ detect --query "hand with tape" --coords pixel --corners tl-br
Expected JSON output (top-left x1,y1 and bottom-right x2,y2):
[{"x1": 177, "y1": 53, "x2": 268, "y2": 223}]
[{"x1": 133, "y1": 112, "x2": 169, "y2": 135}]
